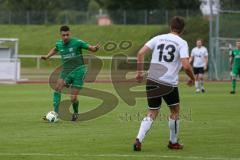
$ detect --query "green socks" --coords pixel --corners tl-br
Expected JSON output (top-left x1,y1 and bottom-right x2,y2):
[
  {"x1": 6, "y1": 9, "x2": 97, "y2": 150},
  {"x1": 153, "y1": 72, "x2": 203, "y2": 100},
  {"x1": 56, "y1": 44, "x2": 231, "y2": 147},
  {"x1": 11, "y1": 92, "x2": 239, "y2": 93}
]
[
  {"x1": 232, "y1": 79, "x2": 236, "y2": 92},
  {"x1": 72, "y1": 100, "x2": 79, "y2": 114},
  {"x1": 53, "y1": 91, "x2": 61, "y2": 113},
  {"x1": 53, "y1": 91, "x2": 79, "y2": 114}
]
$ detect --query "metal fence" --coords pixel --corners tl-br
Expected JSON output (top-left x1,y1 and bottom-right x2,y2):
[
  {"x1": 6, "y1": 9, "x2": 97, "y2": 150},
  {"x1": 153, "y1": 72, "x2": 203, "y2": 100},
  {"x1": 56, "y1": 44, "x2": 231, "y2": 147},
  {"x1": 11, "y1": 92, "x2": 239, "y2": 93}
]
[
  {"x1": 18, "y1": 54, "x2": 137, "y2": 70},
  {"x1": 0, "y1": 9, "x2": 202, "y2": 25},
  {"x1": 208, "y1": 9, "x2": 240, "y2": 80}
]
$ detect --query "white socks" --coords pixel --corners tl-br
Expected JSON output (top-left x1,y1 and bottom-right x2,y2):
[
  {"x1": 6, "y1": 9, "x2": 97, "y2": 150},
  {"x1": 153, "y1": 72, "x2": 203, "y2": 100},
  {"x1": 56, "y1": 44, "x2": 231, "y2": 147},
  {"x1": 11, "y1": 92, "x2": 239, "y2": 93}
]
[
  {"x1": 136, "y1": 116, "x2": 180, "y2": 144},
  {"x1": 168, "y1": 117, "x2": 180, "y2": 144},
  {"x1": 195, "y1": 80, "x2": 199, "y2": 89},
  {"x1": 200, "y1": 80, "x2": 204, "y2": 89},
  {"x1": 136, "y1": 117, "x2": 153, "y2": 142},
  {"x1": 196, "y1": 80, "x2": 204, "y2": 90}
]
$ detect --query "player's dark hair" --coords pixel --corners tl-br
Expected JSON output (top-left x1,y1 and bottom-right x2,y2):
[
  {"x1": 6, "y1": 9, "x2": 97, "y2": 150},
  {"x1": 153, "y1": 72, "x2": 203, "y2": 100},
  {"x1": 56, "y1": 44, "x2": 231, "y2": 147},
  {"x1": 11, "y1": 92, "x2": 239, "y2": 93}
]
[
  {"x1": 170, "y1": 16, "x2": 185, "y2": 34},
  {"x1": 60, "y1": 25, "x2": 70, "y2": 32}
]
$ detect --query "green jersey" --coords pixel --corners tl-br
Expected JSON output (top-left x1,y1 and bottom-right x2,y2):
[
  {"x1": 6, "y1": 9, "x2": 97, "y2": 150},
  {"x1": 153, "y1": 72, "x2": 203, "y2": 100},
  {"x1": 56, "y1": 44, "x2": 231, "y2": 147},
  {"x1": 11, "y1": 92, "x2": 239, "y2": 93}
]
[
  {"x1": 231, "y1": 49, "x2": 240, "y2": 77},
  {"x1": 55, "y1": 37, "x2": 89, "y2": 70},
  {"x1": 231, "y1": 49, "x2": 240, "y2": 66}
]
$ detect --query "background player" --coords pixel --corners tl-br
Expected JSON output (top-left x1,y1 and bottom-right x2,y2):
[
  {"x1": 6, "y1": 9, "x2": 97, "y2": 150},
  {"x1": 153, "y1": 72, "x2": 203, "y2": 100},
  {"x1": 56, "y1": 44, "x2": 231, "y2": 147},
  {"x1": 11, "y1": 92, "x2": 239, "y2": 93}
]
[
  {"x1": 189, "y1": 39, "x2": 208, "y2": 93},
  {"x1": 229, "y1": 40, "x2": 240, "y2": 94},
  {"x1": 41, "y1": 25, "x2": 100, "y2": 121},
  {"x1": 134, "y1": 16, "x2": 195, "y2": 151}
]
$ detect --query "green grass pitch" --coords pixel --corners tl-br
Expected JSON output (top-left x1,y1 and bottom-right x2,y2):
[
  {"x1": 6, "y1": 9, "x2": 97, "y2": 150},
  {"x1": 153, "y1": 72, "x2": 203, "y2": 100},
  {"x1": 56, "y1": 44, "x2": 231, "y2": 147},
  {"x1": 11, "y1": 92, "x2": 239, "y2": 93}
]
[{"x1": 0, "y1": 82, "x2": 240, "y2": 160}]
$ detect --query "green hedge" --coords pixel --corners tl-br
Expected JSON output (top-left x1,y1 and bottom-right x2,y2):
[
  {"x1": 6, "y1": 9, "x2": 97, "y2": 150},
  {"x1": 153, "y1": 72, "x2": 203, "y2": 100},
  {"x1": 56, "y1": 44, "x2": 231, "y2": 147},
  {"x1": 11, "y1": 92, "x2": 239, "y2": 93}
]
[{"x1": 0, "y1": 16, "x2": 209, "y2": 68}]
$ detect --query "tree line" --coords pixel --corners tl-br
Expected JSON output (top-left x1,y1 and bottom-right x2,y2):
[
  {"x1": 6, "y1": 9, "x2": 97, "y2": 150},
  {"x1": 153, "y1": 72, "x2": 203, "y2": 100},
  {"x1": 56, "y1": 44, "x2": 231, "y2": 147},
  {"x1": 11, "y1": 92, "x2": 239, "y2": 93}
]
[
  {"x1": 0, "y1": 0, "x2": 202, "y2": 12},
  {"x1": 1, "y1": 0, "x2": 239, "y2": 12}
]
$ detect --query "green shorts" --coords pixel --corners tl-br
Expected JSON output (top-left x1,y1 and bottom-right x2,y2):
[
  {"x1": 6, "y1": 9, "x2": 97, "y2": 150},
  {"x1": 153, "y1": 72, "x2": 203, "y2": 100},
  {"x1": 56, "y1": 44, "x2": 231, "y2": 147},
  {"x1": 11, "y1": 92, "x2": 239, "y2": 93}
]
[{"x1": 60, "y1": 65, "x2": 88, "y2": 89}]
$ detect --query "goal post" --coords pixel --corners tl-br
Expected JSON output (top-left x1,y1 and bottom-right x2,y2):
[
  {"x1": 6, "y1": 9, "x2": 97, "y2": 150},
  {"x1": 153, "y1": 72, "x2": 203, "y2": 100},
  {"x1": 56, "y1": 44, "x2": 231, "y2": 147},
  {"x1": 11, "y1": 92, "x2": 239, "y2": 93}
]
[
  {"x1": 209, "y1": 37, "x2": 238, "y2": 80},
  {"x1": 0, "y1": 38, "x2": 20, "y2": 83}
]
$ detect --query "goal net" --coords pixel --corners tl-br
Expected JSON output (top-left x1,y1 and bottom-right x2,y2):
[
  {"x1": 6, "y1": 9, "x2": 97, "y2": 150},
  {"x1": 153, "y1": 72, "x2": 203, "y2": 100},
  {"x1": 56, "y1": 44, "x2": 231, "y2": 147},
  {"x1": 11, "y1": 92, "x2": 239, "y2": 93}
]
[{"x1": 209, "y1": 9, "x2": 240, "y2": 80}]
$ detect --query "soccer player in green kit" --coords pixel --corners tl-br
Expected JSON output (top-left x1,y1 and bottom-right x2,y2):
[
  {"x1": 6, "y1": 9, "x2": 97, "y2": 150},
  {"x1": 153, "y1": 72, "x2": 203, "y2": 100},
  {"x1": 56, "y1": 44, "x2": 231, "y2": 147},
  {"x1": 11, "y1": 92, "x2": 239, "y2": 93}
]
[
  {"x1": 229, "y1": 40, "x2": 240, "y2": 94},
  {"x1": 41, "y1": 25, "x2": 100, "y2": 121}
]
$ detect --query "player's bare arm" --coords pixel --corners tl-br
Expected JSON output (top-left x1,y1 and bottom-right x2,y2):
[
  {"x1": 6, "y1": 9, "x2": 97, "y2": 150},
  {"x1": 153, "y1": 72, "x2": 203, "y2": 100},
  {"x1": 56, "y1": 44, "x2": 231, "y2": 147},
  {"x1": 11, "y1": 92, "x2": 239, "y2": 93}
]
[
  {"x1": 204, "y1": 56, "x2": 208, "y2": 70},
  {"x1": 189, "y1": 56, "x2": 194, "y2": 64},
  {"x1": 41, "y1": 47, "x2": 57, "y2": 60},
  {"x1": 229, "y1": 54, "x2": 233, "y2": 70},
  {"x1": 229, "y1": 55, "x2": 233, "y2": 65},
  {"x1": 136, "y1": 45, "x2": 151, "y2": 82},
  {"x1": 88, "y1": 44, "x2": 100, "y2": 52},
  {"x1": 181, "y1": 58, "x2": 195, "y2": 86}
]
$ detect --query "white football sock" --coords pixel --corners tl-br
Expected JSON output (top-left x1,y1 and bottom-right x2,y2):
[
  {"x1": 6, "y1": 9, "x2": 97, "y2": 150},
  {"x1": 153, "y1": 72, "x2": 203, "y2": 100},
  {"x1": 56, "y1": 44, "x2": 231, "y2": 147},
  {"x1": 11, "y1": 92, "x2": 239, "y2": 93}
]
[
  {"x1": 195, "y1": 81, "x2": 199, "y2": 89},
  {"x1": 136, "y1": 117, "x2": 153, "y2": 142},
  {"x1": 200, "y1": 80, "x2": 204, "y2": 89},
  {"x1": 168, "y1": 117, "x2": 180, "y2": 144}
]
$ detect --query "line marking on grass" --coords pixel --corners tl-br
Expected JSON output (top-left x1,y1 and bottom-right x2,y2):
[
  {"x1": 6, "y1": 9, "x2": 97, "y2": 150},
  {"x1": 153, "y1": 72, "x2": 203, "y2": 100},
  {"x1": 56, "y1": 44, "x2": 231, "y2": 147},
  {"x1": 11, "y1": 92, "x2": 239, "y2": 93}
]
[
  {"x1": 0, "y1": 153, "x2": 65, "y2": 156},
  {"x1": 85, "y1": 154, "x2": 240, "y2": 160},
  {"x1": 0, "y1": 153, "x2": 239, "y2": 160}
]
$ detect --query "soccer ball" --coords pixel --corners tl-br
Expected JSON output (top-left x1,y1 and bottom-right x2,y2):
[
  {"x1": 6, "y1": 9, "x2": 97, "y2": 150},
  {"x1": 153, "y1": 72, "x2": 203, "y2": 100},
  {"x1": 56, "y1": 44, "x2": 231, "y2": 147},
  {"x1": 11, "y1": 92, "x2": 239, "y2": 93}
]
[{"x1": 46, "y1": 111, "x2": 58, "y2": 122}]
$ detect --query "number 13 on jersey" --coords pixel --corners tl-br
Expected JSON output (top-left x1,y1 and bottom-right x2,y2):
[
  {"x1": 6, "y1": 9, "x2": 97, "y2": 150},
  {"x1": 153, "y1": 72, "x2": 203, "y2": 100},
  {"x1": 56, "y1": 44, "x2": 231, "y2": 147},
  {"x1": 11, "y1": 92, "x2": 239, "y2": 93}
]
[{"x1": 157, "y1": 44, "x2": 176, "y2": 62}]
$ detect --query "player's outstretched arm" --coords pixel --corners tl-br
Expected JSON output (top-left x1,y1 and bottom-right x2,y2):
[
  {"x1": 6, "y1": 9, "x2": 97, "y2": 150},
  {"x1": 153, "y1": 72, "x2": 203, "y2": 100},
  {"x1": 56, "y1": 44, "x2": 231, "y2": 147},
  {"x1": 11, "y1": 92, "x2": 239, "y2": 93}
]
[
  {"x1": 88, "y1": 44, "x2": 100, "y2": 52},
  {"x1": 181, "y1": 58, "x2": 195, "y2": 86},
  {"x1": 136, "y1": 45, "x2": 151, "y2": 83},
  {"x1": 41, "y1": 47, "x2": 57, "y2": 60}
]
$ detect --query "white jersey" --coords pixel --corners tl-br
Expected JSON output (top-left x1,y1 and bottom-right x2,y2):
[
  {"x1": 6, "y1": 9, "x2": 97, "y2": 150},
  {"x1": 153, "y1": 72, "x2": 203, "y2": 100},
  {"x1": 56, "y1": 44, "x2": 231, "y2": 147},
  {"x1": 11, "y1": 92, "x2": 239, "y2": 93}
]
[
  {"x1": 191, "y1": 46, "x2": 208, "y2": 68},
  {"x1": 145, "y1": 33, "x2": 189, "y2": 86}
]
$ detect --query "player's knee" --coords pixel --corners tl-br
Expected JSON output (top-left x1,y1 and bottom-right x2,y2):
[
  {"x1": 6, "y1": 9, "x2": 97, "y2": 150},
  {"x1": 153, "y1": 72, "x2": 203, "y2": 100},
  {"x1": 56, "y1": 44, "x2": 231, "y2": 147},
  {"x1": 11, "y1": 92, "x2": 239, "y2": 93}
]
[
  {"x1": 232, "y1": 76, "x2": 237, "y2": 80},
  {"x1": 169, "y1": 106, "x2": 179, "y2": 119},
  {"x1": 71, "y1": 96, "x2": 78, "y2": 103},
  {"x1": 170, "y1": 109, "x2": 179, "y2": 119},
  {"x1": 55, "y1": 85, "x2": 64, "y2": 92},
  {"x1": 148, "y1": 109, "x2": 159, "y2": 120},
  {"x1": 170, "y1": 113, "x2": 179, "y2": 120},
  {"x1": 55, "y1": 81, "x2": 65, "y2": 92},
  {"x1": 199, "y1": 75, "x2": 203, "y2": 80},
  {"x1": 55, "y1": 86, "x2": 61, "y2": 93}
]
